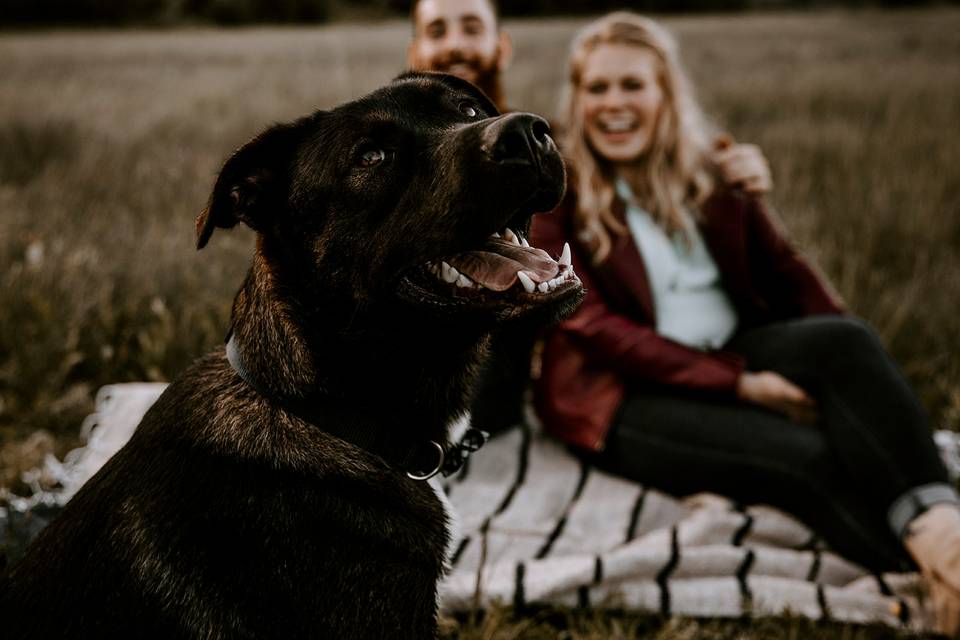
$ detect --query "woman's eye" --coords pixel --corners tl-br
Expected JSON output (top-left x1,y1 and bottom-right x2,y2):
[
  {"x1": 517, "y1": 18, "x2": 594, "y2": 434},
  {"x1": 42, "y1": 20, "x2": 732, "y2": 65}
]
[
  {"x1": 360, "y1": 148, "x2": 386, "y2": 167},
  {"x1": 586, "y1": 82, "x2": 608, "y2": 95},
  {"x1": 623, "y1": 78, "x2": 646, "y2": 91},
  {"x1": 459, "y1": 102, "x2": 479, "y2": 118}
]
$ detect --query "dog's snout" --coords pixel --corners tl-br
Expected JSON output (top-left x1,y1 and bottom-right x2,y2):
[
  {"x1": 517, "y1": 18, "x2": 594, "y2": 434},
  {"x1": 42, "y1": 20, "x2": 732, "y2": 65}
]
[{"x1": 481, "y1": 113, "x2": 554, "y2": 165}]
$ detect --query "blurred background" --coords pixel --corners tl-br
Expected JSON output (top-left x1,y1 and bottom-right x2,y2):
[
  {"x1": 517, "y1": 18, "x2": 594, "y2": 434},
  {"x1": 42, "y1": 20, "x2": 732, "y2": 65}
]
[
  {"x1": 0, "y1": 0, "x2": 951, "y2": 26},
  {"x1": 1, "y1": 1, "x2": 958, "y2": 496}
]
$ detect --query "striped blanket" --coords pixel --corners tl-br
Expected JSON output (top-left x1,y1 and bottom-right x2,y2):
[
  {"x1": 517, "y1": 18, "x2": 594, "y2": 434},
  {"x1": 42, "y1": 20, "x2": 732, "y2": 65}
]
[{"x1": 21, "y1": 383, "x2": 960, "y2": 632}]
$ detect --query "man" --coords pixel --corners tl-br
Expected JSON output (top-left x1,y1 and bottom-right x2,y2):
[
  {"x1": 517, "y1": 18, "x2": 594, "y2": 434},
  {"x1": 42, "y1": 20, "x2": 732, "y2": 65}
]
[
  {"x1": 407, "y1": 0, "x2": 511, "y2": 112},
  {"x1": 406, "y1": 0, "x2": 774, "y2": 434}
]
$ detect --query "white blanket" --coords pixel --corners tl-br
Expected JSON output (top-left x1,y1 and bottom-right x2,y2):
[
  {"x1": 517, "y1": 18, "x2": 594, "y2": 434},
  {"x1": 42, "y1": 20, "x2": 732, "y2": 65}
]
[{"x1": 30, "y1": 382, "x2": 960, "y2": 632}]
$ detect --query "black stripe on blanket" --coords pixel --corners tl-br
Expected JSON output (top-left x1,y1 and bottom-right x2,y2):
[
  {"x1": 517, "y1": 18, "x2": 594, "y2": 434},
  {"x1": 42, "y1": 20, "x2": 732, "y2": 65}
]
[
  {"x1": 817, "y1": 584, "x2": 832, "y2": 622},
  {"x1": 450, "y1": 537, "x2": 471, "y2": 568},
  {"x1": 460, "y1": 429, "x2": 530, "y2": 572},
  {"x1": 577, "y1": 585, "x2": 590, "y2": 609},
  {"x1": 806, "y1": 549, "x2": 822, "y2": 583},
  {"x1": 895, "y1": 597, "x2": 911, "y2": 625},
  {"x1": 534, "y1": 462, "x2": 590, "y2": 559},
  {"x1": 494, "y1": 426, "x2": 531, "y2": 516},
  {"x1": 875, "y1": 574, "x2": 911, "y2": 626},
  {"x1": 732, "y1": 513, "x2": 753, "y2": 546},
  {"x1": 736, "y1": 549, "x2": 755, "y2": 615},
  {"x1": 874, "y1": 572, "x2": 892, "y2": 596},
  {"x1": 656, "y1": 526, "x2": 680, "y2": 617},
  {"x1": 897, "y1": 599, "x2": 911, "y2": 626},
  {"x1": 624, "y1": 486, "x2": 647, "y2": 544},
  {"x1": 454, "y1": 456, "x2": 471, "y2": 484},
  {"x1": 443, "y1": 443, "x2": 472, "y2": 495},
  {"x1": 514, "y1": 562, "x2": 526, "y2": 611},
  {"x1": 577, "y1": 556, "x2": 604, "y2": 610}
]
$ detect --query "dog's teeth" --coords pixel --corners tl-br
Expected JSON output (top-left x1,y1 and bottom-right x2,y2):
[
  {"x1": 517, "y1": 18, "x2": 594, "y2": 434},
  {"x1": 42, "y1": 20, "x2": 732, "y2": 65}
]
[
  {"x1": 516, "y1": 271, "x2": 536, "y2": 293},
  {"x1": 441, "y1": 261, "x2": 459, "y2": 283},
  {"x1": 490, "y1": 231, "x2": 501, "y2": 238},
  {"x1": 537, "y1": 281, "x2": 549, "y2": 293},
  {"x1": 559, "y1": 242, "x2": 572, "y2": 267},
  {"x1": 503, "y1": 228, "x2": 520, "y2": 246},
  {"x1": 520, "y1": 236, "x2": 530, "y2": 248},
  {"x1": 456, "y1": 273, "x2": 473, "y2": 288}
]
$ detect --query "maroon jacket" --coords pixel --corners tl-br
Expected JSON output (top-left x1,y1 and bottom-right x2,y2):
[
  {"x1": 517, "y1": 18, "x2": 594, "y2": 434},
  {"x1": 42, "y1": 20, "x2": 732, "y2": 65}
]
[{"x1": 531, "y1": 187, "x2": 844, "y2": 452}]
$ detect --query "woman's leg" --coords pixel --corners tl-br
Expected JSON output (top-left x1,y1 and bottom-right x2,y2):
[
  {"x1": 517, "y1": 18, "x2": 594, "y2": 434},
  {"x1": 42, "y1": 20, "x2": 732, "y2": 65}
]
[
  {"x1": 599, "y1": 389, "x2": 912, "y2": 571},
  {"x1": 726, "y1": 315, "x2": 955, "y2": 538}
]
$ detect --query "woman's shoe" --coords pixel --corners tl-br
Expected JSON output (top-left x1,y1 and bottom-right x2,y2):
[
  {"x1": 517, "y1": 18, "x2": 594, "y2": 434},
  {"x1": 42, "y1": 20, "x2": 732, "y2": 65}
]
[{"x1": 904, "y1": 504, "x2": 960, "y2": 637}]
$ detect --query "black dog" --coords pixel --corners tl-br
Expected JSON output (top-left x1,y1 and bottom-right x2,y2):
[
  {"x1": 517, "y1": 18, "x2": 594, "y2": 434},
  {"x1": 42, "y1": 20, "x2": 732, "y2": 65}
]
[{"x1": 0, "y1": 72, "x2": 582, "y2": 638}]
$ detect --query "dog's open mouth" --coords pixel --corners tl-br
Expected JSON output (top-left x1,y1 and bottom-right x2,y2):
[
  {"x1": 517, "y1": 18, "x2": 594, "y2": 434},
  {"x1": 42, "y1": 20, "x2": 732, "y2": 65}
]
[
  {"x1": 430, "y1": 227, "x2": 578, "y2": 295},
  {"x1": 399, "y1": 224, "x2": 582, "y2": 313}
]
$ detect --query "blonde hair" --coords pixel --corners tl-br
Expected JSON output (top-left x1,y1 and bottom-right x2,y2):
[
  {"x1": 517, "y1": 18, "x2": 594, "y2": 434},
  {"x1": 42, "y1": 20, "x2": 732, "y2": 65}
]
[{"x1": 559, "y1": 12, "x2": 716, "y2": 263}]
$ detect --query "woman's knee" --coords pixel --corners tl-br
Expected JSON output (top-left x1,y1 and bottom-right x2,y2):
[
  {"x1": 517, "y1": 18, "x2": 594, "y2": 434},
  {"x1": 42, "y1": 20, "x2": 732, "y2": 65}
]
[{"x1": 794, "y1": 315, "x2": 881, "y2": 358}]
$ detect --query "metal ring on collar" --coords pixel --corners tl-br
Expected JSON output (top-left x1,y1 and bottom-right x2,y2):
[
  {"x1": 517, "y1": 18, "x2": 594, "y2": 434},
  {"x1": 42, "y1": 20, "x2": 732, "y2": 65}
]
[{"x1": 406, "y1": 441, "x2": 445, "y2": 481}]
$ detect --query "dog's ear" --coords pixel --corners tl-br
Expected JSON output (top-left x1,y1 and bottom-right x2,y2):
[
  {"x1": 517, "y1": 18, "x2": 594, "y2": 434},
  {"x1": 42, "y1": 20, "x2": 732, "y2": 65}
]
[{"x1": 196, "y1": 122, "x2": 301, "y2": 249}]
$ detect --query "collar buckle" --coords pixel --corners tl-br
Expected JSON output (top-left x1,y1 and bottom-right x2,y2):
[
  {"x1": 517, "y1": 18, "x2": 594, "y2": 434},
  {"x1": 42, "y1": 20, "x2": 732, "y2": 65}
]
[{"x1": 406, "y1": 441, "x2": 445, "y2": 481}]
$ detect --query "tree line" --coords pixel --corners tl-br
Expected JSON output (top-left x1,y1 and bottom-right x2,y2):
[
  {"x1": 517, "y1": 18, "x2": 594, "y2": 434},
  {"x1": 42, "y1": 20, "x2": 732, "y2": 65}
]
[{"x1": 1, "y1": 0, "x2": 952, "y2": 28}]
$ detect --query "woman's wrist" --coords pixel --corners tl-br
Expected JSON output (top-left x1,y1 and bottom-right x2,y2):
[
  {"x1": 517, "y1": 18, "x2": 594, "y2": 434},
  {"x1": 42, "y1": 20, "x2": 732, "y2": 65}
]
[{"x1": 735, "y1": 371, "x2": 754, "y2": 402}]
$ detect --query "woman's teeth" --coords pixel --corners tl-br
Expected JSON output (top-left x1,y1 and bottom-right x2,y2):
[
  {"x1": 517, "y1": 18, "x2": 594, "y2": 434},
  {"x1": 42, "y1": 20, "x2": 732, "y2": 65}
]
[{"x1": 600, "y1": 119, "x2": 638, "y2": 133}]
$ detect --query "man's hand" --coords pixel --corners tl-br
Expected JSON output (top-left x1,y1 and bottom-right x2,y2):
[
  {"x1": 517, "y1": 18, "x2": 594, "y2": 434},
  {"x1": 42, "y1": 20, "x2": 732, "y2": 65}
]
[
  {"x1": 736, "y1": 371, "x2": 818, "y2": 424},
  {"x1": 713, "y1": 135, "x2": 773, "y2": 195}
]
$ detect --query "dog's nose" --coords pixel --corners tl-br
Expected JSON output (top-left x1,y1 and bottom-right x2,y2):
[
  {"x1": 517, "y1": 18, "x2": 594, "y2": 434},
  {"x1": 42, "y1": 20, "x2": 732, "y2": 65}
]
[{"x1": 481, "y1": 113, "x2": 553, "y2": 165}]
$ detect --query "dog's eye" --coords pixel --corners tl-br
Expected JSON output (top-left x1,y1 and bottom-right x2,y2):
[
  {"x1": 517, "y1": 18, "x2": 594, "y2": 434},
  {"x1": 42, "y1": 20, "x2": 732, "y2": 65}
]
[
  {"x1": 459, "y1": 102, "x2": 479, "y2": 118},
  {"x1": 359, "y1": 148, "x2": 386, "y2": 167}
]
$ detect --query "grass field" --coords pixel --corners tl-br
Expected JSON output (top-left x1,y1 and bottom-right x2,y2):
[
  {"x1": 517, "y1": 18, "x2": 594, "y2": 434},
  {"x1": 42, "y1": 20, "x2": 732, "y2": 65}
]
[{"x1": 0, "y1": 8, "x2": 958, "y2": 637}]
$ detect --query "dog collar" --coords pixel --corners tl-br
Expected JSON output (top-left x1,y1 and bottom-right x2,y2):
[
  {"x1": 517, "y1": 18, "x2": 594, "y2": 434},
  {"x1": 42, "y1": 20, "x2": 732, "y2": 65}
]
[{"x1": 224, "y1": 333, "x2": 486, "y2": 481}]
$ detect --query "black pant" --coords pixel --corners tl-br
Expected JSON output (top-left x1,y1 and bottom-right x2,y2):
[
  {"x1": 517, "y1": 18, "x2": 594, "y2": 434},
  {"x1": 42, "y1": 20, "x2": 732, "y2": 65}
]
[{"x1": 597, "y1": 315, "x2": 949, "y2": 572}]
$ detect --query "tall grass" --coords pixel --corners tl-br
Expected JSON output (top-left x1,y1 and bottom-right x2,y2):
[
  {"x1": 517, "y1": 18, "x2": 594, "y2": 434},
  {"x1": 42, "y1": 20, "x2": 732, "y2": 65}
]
[{"x1": 1, "y1": 9, "x2": 958, "y2": 454}]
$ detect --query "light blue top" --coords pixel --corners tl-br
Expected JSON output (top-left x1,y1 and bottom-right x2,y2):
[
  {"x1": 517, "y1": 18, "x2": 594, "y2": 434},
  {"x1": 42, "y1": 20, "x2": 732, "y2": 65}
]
[{"x1": 617, "y1": 178, "x2": 738, "y2": 350}]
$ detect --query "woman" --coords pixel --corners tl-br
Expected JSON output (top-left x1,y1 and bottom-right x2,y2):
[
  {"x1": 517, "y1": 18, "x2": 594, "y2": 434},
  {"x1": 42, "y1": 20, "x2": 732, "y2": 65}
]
[{"x1": 531, "y1": 12, "x2": 960, "y2": 634}]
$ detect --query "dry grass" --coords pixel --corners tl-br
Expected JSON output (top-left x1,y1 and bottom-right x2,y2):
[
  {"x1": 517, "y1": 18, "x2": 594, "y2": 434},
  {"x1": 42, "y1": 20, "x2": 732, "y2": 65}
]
[
  {"x1": 0, "y1": 10, "x2": 958, "y2": 635},
  {"x1": 440, "y1": 606, "x2": 931, "y2": 639},
  {"x1": 2, "y1": 12, "x2": 958, "y2": 452}
]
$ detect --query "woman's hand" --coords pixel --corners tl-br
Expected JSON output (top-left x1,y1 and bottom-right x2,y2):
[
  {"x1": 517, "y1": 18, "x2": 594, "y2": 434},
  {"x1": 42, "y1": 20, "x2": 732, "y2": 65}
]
[
  {"x1": 712, "y1": 135, "x2": 773, "y2": 195},
  {"x1": 736, "y1": 371, "x2": 818, "y2": 424}
]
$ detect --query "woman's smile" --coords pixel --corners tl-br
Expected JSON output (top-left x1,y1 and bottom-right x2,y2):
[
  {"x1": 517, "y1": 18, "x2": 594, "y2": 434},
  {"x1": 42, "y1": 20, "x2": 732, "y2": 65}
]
[{"x1": 578, "y1": 43, "x2": 664, "y2": 165}]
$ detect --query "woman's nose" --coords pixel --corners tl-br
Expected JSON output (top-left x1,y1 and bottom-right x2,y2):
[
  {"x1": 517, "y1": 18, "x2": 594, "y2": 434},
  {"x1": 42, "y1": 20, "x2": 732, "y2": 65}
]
[{"x1": 600, "y1": 87, "x2": 626, "y2": 109}]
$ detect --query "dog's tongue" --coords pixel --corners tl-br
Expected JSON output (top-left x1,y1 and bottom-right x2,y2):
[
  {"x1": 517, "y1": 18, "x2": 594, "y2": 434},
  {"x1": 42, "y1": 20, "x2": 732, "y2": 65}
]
[{"x1": 448, "y1": 238, "x2": 560, "y2": 292}]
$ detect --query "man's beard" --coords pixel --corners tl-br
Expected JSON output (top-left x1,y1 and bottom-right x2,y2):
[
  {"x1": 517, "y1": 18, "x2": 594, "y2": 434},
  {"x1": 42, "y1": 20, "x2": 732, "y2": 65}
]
[{"x1": 432, "y1": 53, "x2": 506, "y2": 112}]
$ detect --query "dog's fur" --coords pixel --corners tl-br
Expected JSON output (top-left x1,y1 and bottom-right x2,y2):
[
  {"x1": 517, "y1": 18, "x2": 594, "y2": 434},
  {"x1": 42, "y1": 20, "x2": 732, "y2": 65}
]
[{"x1": 0, "y1": 73, "x2": 580, "y2": 638}]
